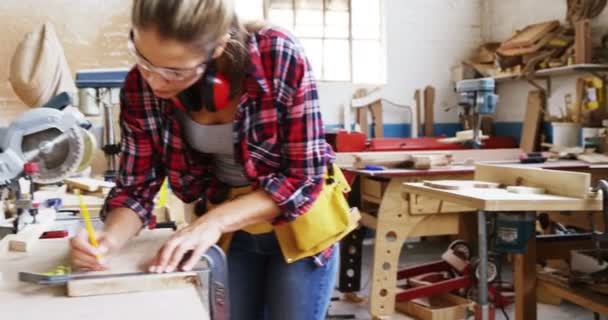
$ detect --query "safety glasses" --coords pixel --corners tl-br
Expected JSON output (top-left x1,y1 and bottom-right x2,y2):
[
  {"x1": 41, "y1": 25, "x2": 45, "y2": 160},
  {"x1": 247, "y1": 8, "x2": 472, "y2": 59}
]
[{"x1": 127, "y1": 30, "x2": 209, "y2": 82}]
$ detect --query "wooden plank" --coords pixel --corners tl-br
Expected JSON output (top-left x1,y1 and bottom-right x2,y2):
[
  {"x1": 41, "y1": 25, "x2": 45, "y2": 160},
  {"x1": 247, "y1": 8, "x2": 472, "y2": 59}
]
[
  {"x1": 361, "y1": 177, "x2": 387, "y2": 199},
  {"x1": 407, "y1": 194, "x2": 476, "y2": 215},
  {"x1": 575, "y1": 19, "x2": 592, "y2": 64},
  {"x1": 474, "y1": 164, "x2": 591, "y2": 199},
  {"x1": 520, "y1": 91, "x2": 545, "y2": 153},
  {"x1": 64, "y1": 177, "x2": 115, "y2": 193},
  {"x1": 499, "y1": 20, "x2": 560, "y2": 50},
  {"x1": 0, "y1": 230, "x2": 210, "y2": 320},
  {"x1": 537, "y1": 279, "x2": 608, "y2": 315},
  {"x1": 335, "y1": 148, "x2": 523, "y2": 169},
  {"x1": 409, "y1": 214, "x2": 459, "y2": 237},
  {"x1": 422, "y1": 180, "x2": 499, "y2": 190},
  {"x1": 360, "y1": 211, "x2": 378, "y2": 229},
  {"x1": 414, "y1": 89, "x2": 422, "y2": 137},
  {"x1": 402, "y1": 182, "x2": 601, "y2": 212},
  {"x1": 514, "y1": 229, "x2": 537, "y2": 320},
  {"x1": 497, "y1": 28, "x2": 558, "y2": 56},
  {"x1": 67, "y1": 271, "x2": 201, "y2": 297},
  {"x1": 3, "y1": 210, "x2": 56, "y2": 253},
  {"x1": 371, "y1": 100, "x2": 383, "y2": 138},
  {"x1": 424, "y1": 86, "x2": 435, "y2": 137},
  {"x1": 355, "y1": 88, "x2": 369, "y2": 137},
  {"x1": 547, "y1": 211, "x2": 605, "y2": 232},
  {"x1": 395, "y1": 293, "x2": 472, "y2": 320},
  {"x1": 577, "y1": 153, "x2": 608, "y2": 164},
  {"x1": 537, "y1": 237, "x2": 608, "y2": 261}
]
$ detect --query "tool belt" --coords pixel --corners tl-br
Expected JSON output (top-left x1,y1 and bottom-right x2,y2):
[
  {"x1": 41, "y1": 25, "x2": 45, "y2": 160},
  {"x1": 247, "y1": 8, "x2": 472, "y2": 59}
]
[{"x1": 198, "y1": 164, "x2": 360, "y2": 263}]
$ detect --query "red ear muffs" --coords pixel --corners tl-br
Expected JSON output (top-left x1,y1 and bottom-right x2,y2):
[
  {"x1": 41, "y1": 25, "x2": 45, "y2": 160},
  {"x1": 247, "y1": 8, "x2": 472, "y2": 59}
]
[
  {"x1": 202, "y1": 72, "x2": 230, "y2": 112},
  {"x1": 203, "y1": 74, "x2": 230, "y2": 112},
  {"x1": 172, "y1": 62, "x2": 231, "y2": 112}
]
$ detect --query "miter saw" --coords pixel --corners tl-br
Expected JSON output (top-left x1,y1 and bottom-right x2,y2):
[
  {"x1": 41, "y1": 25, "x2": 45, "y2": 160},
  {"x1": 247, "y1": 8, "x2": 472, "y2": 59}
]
[
  {"x1": 0, "y1": 104, "x2": 96, "y2": 231},
  {"x1": 456, "y1": 78, "x2": 500, "y2": 149}
]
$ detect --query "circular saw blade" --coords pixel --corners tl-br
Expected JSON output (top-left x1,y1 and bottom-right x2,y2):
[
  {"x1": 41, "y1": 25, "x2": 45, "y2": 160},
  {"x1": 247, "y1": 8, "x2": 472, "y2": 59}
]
[
  {"x1": 76, "y1": 128, "x2": 97, "y2": 173},
  {"x1": 21, "y1": 126, "x2": 85, "y2": 184}
]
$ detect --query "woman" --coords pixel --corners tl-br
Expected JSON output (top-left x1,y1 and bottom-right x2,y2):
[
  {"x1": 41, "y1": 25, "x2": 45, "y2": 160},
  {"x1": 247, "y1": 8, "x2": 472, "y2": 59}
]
[{"x1": 70, "y1": 0, "x2": 346, "y2": 319}]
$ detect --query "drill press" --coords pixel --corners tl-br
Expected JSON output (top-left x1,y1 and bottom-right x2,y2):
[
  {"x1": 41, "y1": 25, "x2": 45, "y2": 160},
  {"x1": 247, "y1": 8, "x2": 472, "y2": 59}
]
[{"x1": 456, "y1": 78, "x2": 500, "y2": 149}]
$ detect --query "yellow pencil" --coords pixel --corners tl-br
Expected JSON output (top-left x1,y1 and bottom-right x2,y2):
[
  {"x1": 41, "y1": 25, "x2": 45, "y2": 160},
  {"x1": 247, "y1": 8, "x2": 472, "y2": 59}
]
[
  {"x1": 78, "y1": 192, "x2": 102, "y2": 260},
  {"x1": 157, "y1": 178, "x2": 168, "y2": 209}
]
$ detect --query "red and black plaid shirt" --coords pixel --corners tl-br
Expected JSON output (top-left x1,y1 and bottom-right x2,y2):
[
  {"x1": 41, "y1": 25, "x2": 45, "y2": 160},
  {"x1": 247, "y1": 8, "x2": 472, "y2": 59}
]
[{"x1": 102, "y1": 27, "x2": 335, "y2": 265}]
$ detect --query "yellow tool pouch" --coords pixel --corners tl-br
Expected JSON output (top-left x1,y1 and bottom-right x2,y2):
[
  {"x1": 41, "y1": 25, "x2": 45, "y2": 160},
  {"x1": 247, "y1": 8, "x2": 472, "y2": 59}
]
[
  {"x1": 210, "y1": 164, "x2": 360, "y2": 264},
  {"x1": 273, "y1": 164, "x2": 360, "y2": 263}
]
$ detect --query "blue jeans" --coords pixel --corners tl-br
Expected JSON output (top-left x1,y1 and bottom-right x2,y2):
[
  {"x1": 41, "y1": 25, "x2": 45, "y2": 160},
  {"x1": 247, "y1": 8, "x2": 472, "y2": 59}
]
[{"x1": 228, "y1": 230, "x2": 338, "y2": 320}]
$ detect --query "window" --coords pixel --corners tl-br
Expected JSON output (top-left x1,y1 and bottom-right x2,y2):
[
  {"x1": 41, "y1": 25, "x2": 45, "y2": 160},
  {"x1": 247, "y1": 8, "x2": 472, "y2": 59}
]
[{"x1": 235, "y1": 0, "x2": 385, "y2": 84}]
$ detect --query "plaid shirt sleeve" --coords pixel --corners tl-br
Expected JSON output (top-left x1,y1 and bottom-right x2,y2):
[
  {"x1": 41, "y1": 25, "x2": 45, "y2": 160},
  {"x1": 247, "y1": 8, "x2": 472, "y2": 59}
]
[
  {"x1": 100, "y1": 70, "x2": 165, "y2": 225},
  {"x1": 257, "y1": 32, "x2": 328, "y2": 222}
]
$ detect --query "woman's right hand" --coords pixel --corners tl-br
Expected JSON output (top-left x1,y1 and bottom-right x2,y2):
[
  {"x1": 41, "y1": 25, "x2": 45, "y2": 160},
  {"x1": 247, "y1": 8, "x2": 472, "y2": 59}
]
[{"x1": 69, "y1": 230, "x2": 120, "y2": 271}]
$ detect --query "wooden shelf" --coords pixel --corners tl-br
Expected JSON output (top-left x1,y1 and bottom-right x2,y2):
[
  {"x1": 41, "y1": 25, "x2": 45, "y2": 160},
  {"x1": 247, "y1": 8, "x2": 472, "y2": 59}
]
[
  {"x1": 490, "y1": 64, "x2": 608, "y2": 96},
  {"x1": 493, "y1": 64, "x2": 608, "y2": 82}
]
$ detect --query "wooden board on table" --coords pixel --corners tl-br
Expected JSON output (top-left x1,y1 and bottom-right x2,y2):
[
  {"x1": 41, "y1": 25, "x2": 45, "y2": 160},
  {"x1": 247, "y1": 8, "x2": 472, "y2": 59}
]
[
  {"x1": 64, "y1": 177, "x2": 115, "y2": 193},
  {"x1": 474, "y1": 163, "x2": 591, "y2": 199},
  {"x1": 422, "y1": 180, "x2": 500, "y2": 190},
  {"x1": 424, "y1": 86, "x2": 435, "y2": 137},
  {"x1": 499, "y1": 20, "x2": 560, "y2": 50},
  {"x1": 577, "y1": 153, "x2": 608, "y2": 164},
  {"x1": 437, "y1": 130, "x2": 489, "y2": 144},
  {"x1": 65, "y1": 230, "x2": 204, "y2": 297},
  {"x1": 401, "y1": 182, "x2": 601, "y2": 212},
  {"x1": 0, "y1": 229, "x2": 210, "y2": 320},
  {"x1": 335, "y1": 148, "x2": 522, "y2": 169},
  {"x1": 0, "y1": 210, "x2": 56, "y2": 255},
  {"x1": 67, "y1": 270, "x2": 201, "y2": 297},
  {"x1": 520, "y1": 91, "x2": 545, "y2": 153}
]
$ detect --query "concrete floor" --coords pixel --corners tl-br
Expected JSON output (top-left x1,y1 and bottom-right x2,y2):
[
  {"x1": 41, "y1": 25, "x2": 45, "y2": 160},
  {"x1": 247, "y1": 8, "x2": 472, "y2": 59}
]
[{"x1": 326, "y1": 239, "x2": 607, "y2": 320}]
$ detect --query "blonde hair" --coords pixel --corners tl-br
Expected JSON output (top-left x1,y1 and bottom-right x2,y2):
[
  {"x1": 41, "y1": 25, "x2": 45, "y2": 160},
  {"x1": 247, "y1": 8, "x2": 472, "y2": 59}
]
[{"x1": 132, "y1": 0, "x2": 255, "y2": 88}]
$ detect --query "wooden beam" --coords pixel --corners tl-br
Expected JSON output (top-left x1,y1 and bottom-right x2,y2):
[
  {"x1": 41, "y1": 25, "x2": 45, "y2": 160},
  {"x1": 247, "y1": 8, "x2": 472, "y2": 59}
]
[
  {"x1": 414, "y1": 89, "x2": 421, "y2": 137},
  {"x1": 474, "y1": 164, "x2": 591, "y2": 198},
  {"x1": 335, "y1": 148, "x2": 522, "y2": 169},
  {"x1": 423, "y1": 86, "x2": 435, "y2": 137},
  {"x1": 371, "y1": 100, "x2": 383, "y2": 138},
  {"x1": 67, "y1": 271, "x2": 200, "y2": 297},
  {"x1": 537, "y1": 280, "x2": 608, "y2": 315},
  {"x1": 514, "y1": 232, "x2": 537, "y2": 320},
  {"x1": 575, "y1": 19, "x2": 592, "y2": 64},
  {"x1": 360, "y1": 211, "x2": 378, "y2": 229},
  {"x1": 520, "y1": 90, "x2": 545, "y2": 153}
]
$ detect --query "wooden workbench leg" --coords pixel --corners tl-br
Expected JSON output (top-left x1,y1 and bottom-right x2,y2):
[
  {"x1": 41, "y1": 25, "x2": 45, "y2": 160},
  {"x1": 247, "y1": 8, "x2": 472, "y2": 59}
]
[
  {"x1": 369, "y1": 179, "x2": 423, "y2": 319},
  {"x1": 514, "y1": 229, "x2": 537, "y2": 320}
]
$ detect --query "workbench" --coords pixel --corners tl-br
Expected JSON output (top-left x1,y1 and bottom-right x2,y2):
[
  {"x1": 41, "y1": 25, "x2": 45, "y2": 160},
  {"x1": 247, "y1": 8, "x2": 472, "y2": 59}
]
[
  {"x1": 402, "y1": 171, "x2": 602, "y2": 320},
  {"x1": 337, "y1": 151, "x2": 608, "y2": 319},
  {"x1": 0, "y1": 229, "x2": 210, "y2": 320}
]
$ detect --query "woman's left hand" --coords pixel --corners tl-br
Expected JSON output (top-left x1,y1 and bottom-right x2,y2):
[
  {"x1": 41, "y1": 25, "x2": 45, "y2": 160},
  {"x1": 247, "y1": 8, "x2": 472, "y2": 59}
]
[{"x1": 149, "y1": 218, "x2": 223, "y2": 273}]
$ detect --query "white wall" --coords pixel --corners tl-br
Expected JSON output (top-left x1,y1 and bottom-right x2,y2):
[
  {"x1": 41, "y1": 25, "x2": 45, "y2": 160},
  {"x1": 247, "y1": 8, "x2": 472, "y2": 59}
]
[
  {"x1": 481, "y1": 0, "x2": 608, "y2": 122},
  {"x1": 0, "y1": 0, "x2": 482, "y2": 132},
  {"x1": 319, "y1": 0, "x2": 482, "y2": 127}
]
